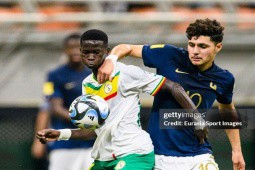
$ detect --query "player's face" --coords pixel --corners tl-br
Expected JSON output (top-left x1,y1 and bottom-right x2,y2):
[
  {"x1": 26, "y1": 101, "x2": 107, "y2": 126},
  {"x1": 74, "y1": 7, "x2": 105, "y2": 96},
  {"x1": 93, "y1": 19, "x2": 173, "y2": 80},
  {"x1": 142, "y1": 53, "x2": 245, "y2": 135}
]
[
  {"x1": 187, "y1": 36, "x2": 222, "y2": 71},
  {"x1": 65, "y1": 39, "x2": 82, "y2": 64},
  {"x1": 80, "y1": 40, "x2": 108, "y2": 70}
]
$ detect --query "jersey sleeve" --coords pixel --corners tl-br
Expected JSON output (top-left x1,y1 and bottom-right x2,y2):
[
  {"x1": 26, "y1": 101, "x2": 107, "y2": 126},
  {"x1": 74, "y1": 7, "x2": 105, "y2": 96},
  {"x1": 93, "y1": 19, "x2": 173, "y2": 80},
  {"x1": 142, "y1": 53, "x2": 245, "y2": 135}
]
[
  {"x1": 216, "y1": 75, "x2": 235, "y2": 104},
  {"x1": 44, "y1": 71, "x2": 63, "y2": 99},
  {"x1": 142, "y1": 44, "x2": 187, "y2": 69},
  {"x1": 120, "y1": 64, "x2": 166, "y2": 96}
]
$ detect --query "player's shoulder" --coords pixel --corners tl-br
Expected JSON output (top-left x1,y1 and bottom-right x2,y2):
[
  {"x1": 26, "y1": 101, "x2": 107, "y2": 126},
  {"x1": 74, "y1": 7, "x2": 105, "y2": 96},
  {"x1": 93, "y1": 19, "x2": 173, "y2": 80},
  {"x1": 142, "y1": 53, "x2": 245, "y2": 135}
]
[
  {"x1": 116, "y1": 62, "x2": 144, "y2": 75},
  {"x1": 116, "y1": 62, "x2": 158, "y2": 85},
  {"x1": 214, "y1": 65, "x2": 234, "y2": 78},
  {"x1": 142, "y1": 44, "x2": 188, "y2": 66},
  {"x1": 116, "y1": 61, "x2": 135, "y2": 69},
  {"x1": 143, "y1": 44, "x2": 188, "y2": 55},
  {"x1": 213, "y1": 64, "x2": 235, "y2": 85},
  {"x1": 48, "y1": 64, "x2": 68, "y2": 76}
]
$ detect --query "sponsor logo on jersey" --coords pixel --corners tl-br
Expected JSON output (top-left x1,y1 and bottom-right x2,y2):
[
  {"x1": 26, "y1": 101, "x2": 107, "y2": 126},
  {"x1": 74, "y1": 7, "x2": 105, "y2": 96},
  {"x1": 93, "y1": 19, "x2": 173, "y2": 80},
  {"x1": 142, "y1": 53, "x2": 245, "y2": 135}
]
[{"x1": 175, "y1": 68, "x2": 189, "y2": 74}]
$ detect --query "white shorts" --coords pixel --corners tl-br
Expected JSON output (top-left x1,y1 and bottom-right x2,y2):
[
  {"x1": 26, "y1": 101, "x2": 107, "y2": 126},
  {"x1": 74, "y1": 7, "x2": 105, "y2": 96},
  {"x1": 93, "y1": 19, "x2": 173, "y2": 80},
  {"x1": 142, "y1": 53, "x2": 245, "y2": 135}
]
[
  {"x1": 49, "y1": 148, "x2": 94, "y2": 170},
  {"x1": 155, "y1": 153, "x2": 219, "y2": 170}
]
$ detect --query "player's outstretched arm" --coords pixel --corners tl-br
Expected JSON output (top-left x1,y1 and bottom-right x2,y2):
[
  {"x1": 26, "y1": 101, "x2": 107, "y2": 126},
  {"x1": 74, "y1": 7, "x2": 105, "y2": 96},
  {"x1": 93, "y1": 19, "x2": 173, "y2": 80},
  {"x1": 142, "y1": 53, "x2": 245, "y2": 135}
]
[
  {"x1": 37, "y1": 128, "x2": 97, "y2": 144},
  {"x1": 97, "y1": 44, "x2": 143, "y2": 84},
  {"x1": 110, "y1": 44, "x2": 143, "y2": 59},
  {"x1": 219, "y1": 103, "x2": 245, "y2": 170},
  {"x1": 160, "y1": 79, "x2": 208, "y2": 144}
]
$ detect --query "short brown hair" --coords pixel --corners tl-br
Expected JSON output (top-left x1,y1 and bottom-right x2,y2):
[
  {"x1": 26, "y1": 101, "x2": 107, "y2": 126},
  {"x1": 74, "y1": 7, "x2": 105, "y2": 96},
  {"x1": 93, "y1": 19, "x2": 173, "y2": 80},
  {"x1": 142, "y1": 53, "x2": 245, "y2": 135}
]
[{"x1": 186, "y1": 18, "x2": 224, "y2": 43}]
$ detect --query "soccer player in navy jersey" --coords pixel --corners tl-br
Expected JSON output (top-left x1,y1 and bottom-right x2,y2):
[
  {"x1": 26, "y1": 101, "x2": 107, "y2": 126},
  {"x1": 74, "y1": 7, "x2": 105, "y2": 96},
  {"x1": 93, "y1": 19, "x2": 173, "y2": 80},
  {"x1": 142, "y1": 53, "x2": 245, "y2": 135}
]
[{"x1": 98, "y1": 18, "x2": 245, "y2": 170}]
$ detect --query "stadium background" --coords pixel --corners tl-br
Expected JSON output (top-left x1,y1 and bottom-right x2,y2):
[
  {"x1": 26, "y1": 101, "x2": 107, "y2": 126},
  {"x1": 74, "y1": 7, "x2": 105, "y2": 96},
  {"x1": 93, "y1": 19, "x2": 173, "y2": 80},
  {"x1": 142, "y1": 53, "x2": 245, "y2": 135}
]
[{"x1": 0, "y1": 0, "x2": 254, "y2": 169}]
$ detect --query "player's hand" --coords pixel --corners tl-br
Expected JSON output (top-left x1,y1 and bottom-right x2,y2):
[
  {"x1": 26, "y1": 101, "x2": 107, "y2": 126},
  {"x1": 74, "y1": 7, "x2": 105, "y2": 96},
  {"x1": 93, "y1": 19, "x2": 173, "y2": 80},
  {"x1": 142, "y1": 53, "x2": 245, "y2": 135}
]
[
  {"x1": 232, "y1": 151, "x2": 245, "y2": 170},
  {"x1": 97, "y1": 55, "x2": 117, "y2": 84},
  {"x1": 36, "y1": 129, "x2": 60, "y2": 144},
  {"x1": 194, "y1": 127, "x2": 208, "y2": 144}
]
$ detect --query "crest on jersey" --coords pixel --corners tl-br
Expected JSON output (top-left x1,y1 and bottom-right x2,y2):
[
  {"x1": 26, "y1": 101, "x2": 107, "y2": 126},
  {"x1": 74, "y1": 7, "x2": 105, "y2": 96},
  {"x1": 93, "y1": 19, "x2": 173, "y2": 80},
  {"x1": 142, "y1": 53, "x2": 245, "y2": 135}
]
[
  {"x1": 210, "y1": 82, "x2": 217, "y2": 90},
  {"x1": 104, "y1": 83, "x2": 113, "y2": 94},
  {"x1": 84, "y1": 71, "x2": 120, "y2": 101}
]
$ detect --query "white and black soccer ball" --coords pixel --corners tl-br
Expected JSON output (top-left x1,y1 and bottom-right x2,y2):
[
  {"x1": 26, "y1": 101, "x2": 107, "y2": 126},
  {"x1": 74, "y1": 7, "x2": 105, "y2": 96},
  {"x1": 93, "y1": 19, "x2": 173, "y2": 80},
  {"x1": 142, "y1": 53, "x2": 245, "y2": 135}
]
[{"x1": 69, "y1": 94, "x2": 110, "y2": 130}]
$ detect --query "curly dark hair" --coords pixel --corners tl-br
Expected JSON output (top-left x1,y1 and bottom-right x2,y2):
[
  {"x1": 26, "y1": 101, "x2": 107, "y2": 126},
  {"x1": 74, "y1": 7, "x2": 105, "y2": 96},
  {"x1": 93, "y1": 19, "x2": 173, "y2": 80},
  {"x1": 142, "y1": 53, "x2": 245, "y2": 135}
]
[{"x1": 186, "y1": 18, "x2": 224, "y2": 43}]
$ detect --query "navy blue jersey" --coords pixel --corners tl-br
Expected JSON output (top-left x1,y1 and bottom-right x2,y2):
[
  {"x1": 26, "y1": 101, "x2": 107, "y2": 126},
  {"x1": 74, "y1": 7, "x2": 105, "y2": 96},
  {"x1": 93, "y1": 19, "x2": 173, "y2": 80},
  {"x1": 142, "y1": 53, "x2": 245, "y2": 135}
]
[
  {"x1": 142, "y1": 44, "x2": 235, "y2": 156},
  {"x1": 46, "y1": 64, "x2": 93, "y2": 150}
]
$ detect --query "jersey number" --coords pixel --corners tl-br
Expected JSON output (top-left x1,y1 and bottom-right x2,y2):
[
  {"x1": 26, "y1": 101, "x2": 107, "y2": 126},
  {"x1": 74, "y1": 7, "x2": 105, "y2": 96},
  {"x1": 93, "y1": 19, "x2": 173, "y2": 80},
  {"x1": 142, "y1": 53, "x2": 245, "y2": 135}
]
[{"x1": 186, "y1": 91, "x2": 202, "y2": 108}]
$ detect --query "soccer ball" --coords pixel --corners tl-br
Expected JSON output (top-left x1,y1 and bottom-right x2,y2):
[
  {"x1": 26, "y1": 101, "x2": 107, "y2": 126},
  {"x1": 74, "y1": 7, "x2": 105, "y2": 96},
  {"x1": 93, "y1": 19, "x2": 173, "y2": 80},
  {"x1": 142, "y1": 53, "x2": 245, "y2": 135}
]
[{"x1": 69, "y1": 94, "x2": 110, "y2": 130}]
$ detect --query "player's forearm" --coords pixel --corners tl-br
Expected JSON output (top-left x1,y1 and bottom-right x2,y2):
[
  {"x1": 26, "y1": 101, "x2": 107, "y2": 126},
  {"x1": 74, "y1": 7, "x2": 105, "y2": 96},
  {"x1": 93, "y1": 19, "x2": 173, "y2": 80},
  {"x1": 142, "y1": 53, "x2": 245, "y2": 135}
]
[
  {"x1": 32, "y1": 112, "x2": 48, "y2": 157},
  {"x1": 50, "y1": 98, "x2": 71, "y2": 121},
  {"x1": 161, "y1": 79, "x2": 206, "y2": 123},
  {"x1": 37, "y1": 128, "x2": 96, "y2": 144},
  {"x1": 219, "y1": 103, "x2": 242, "y2": 152},
  {"x1": 161, "y1": 79, "x2": 207, "y2": 142},
  {"x1": 225, "y1": 129, "x2": 242, "y2": 152},
  {"x1": 34, "y1": 110, "x2": 50, "y2": 135},
  {"x1": 51, "y1": 106, "x2": 71, "y2": 121},
  {"x1": 219, "y1": 103, "x2": 239, "y2": 123},
  {"x1": 110, "y1": 44, "x2": 143, "y2": 59},
  {"x1": 70, "y1": 129, "x2": 97, "y2": 140},
  {"x1": 161, "y1": 79, "x2": 197, "y2": 110}
]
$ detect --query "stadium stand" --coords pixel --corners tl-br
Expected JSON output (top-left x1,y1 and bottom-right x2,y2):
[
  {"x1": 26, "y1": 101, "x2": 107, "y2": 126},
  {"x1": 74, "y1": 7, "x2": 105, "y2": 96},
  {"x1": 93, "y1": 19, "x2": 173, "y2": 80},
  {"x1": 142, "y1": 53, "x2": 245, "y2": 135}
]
[
  {"x1": 36, "y1": 2, "x2": 88, "y2": 32},
  {"x1": 237, "y1": 5, "x2": 255, "y2": 30},
  {"x1": 0, "y1": 0, "x2": 254, "y2": 44}
]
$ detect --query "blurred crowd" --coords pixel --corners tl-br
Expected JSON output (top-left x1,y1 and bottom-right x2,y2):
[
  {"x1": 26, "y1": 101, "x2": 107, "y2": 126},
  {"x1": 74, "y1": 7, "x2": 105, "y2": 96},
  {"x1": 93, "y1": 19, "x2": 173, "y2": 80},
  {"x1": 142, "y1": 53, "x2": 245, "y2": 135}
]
[{"x1": 0, "y1": 1, "x2": 255, "y2": 32}]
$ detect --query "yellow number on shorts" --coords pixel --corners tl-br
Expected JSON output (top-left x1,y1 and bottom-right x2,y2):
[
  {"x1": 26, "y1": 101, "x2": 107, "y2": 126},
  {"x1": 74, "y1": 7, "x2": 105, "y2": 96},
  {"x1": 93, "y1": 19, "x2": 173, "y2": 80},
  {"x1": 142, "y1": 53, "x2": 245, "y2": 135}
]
[
  {"x1": 199, "y1": 163, "x2": 204, "y2": 170},
  {"x1": 198, "y1": 162, "x2": 218, "y2": 170}
]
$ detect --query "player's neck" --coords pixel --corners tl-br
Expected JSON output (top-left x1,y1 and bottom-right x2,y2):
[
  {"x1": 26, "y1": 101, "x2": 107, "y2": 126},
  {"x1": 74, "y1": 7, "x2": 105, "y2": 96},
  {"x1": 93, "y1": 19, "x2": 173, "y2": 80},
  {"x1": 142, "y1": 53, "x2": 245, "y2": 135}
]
[
  {"x1": 92, "y1": 70, "x2": 98, "y2": 81},
  {"x1": 68, "y1": 62, "x2": 85, "y2": 71},
  {"x1": 197, "y1": 61, "x2": 213, "y2": 72}
]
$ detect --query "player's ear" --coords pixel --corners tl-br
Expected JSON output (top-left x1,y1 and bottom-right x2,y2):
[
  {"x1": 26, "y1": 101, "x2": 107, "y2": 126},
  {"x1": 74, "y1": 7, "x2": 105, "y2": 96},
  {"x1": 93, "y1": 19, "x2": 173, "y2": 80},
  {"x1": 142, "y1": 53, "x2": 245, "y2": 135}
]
[{"x1": 215, "y1": 43, "x2": 222, "y2": 53}]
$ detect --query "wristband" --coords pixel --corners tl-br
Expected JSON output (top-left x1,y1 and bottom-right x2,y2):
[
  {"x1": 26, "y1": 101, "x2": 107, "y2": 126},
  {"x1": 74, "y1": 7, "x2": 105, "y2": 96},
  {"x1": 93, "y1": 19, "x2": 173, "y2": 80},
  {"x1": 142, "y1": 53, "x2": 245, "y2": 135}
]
[
  {"x1": 58, "y1": 129, "x2": 72, "y2": 141},
  {"x1": 105, "y1": 54, "x2": 118, "y2": 62}
]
